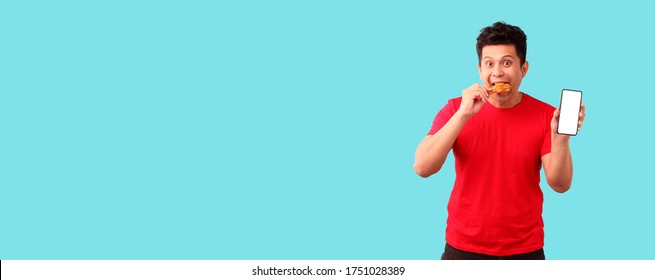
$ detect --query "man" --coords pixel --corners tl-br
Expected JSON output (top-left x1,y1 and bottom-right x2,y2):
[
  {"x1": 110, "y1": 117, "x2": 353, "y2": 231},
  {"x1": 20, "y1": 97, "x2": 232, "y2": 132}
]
[{"x1": 413, "y1": 22, "x2": 585, "y2": 260}]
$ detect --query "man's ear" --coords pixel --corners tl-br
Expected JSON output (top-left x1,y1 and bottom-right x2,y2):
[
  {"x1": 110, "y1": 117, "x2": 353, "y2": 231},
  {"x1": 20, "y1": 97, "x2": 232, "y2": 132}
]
[
  {"x1": 478, "y1": 63, "x2": 481, "y2": 74},
  {"x1": 522, "y1": 61, "x2": 529, "y2": 77}
]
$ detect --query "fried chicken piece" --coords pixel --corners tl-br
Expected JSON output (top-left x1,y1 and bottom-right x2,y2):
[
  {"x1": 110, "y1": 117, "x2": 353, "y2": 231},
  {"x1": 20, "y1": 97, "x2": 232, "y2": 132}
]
[{"x1": 490, "y1": 83, "x2": 512, "y2": 95}]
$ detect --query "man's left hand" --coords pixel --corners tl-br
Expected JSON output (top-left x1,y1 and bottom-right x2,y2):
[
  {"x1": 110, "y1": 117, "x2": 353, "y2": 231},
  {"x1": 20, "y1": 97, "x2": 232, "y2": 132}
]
[{"x1": 551, "y1": 102, "x2": 586, "y2": 143}]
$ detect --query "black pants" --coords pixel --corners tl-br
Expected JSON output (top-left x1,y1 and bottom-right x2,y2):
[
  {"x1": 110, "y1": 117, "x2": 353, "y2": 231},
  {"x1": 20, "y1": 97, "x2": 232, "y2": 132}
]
[{"x1": 441, "y1": 243, "x2": 545, "y2": 260}]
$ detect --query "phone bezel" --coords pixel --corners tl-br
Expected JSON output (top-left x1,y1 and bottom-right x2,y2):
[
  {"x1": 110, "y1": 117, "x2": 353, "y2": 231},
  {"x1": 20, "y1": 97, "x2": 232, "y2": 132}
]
[{"x1": 556, "y1": 89, "x2": 583, "y2": 136}]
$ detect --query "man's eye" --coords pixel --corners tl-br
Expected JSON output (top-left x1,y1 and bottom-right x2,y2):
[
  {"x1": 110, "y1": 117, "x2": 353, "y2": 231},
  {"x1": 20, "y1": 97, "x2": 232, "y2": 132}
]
[
  {"x1": 486, "y1": 62, "x2": 493, "y2": 67},
  {"x1": 502, "y1": 61, "x2": 511, "y2": 66}
]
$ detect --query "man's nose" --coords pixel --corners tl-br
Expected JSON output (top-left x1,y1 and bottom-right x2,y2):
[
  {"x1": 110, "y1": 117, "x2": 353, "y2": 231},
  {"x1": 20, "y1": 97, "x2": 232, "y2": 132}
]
[{"x1": 492, "y1": 65, "x2": 504, "y2": 76}]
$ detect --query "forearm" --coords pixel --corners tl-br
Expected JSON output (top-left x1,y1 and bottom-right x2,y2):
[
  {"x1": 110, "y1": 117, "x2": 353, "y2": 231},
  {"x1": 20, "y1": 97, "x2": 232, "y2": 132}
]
[
  {"x1": 545, "y1": 140, "x2": 573, "y2": 193},
  {"x1": 414, "y1": 112, "x2": 469, "y2": 178}
]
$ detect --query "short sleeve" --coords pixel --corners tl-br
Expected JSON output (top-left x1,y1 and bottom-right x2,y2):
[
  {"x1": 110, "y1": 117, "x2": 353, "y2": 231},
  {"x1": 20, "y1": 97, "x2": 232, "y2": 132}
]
[
  {"x1": 540, "y1": 107, "x2": 555, "y2": 157},
  {"x1": 427, "y1": 98, "x2": 460, "y2": 135}
]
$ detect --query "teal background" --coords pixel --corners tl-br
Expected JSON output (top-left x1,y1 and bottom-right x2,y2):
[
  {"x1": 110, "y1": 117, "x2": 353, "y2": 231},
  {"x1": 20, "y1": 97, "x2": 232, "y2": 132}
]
[{"x1": 1, "y1": 1, "x2": 653, "y2": 260}]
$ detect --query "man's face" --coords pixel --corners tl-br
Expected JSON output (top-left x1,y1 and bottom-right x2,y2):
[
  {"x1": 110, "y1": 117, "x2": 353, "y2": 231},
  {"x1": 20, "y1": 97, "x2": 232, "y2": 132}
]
[{"x1": 478, "y1": 44, "x2": 528, "y2": 103}]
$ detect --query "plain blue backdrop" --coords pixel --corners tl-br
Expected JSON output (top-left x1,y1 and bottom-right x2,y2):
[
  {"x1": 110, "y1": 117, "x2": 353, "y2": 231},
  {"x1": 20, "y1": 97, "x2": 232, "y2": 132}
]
[{"x1": 1, "y1": 1, "x2": 654, "y2": 259}]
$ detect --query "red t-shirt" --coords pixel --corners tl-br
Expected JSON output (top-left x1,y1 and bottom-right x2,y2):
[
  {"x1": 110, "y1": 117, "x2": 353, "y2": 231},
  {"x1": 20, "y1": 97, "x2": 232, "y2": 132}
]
[{"x1": 428, "y1": 93, "x2": 555, "y2": 256}]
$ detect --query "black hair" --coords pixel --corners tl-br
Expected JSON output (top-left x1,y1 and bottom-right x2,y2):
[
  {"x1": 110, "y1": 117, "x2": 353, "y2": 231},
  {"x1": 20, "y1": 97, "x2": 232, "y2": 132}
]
[{"x1": 476, "y1": 22, "x2": 527, "y2": 65}]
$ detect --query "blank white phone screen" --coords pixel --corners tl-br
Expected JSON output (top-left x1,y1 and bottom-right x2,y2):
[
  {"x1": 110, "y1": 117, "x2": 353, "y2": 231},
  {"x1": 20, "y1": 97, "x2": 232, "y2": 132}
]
[{"x1": 557, "y1": 89, "x2": 582, "y2": 135}]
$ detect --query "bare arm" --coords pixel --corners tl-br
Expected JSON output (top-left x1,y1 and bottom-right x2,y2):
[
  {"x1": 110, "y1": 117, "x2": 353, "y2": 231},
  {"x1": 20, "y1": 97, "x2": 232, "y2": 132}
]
[
  {"x1": 414, "y1": 84, "x2": 490, "y2": 178},
  {"x1": 542, "y1": 103, "x2": 586, "y2": 193},
  {"x1": 542, "y1": 144, "x2": 573, "y2": 193},
  {"x1": 413, "y1": 112, "x2": 469, "y2": 177}
]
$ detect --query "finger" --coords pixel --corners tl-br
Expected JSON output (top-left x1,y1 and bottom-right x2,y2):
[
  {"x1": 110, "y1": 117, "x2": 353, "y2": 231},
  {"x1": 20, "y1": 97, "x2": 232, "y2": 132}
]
[
  {"x1": 578, "y1": 113, "x2": 585, "y2": 125},
  {"x1": 479, "y1": 84, "x2": 490, "y2": 99},
  {"x1": 483, "y1": 88, "x2": 491, "y2": 102},
  {"x1": 472, "y1": 84, "x2": 484, "y2": 101},
  {"x1": 578, "y1": 103, "x2": 586, "y2": 130},
  {"x1": 579, "y1": 102, "x2": 586, "y2": 120},
  {"x1": 473, "y1": 89, "x2": 483, "y2": 101},
  {"x1": 465, "y1": 85, "x2": 478, "y2": 101},
  {"x1": 474, "y1": 92, "x2": 486, "y2": 102},
  {"x1": 478, "y1": 87, "x2": 488, "y2": 103}
]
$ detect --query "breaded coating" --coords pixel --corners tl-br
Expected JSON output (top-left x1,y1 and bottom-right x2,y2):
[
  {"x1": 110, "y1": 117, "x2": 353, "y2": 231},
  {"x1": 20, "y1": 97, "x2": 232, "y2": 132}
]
[{"x1": 490, "y1": 83, "x2": 512, "y2": 95}]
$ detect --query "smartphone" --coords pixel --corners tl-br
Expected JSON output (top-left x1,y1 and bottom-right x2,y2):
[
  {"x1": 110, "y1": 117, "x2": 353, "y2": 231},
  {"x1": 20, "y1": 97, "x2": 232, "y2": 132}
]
[{"x1": 557, "y1": 89, "x2": 583, "y2": 136}]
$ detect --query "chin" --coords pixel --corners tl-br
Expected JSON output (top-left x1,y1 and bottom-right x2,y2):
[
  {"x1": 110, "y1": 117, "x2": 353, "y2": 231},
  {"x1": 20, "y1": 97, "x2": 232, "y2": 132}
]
[{"x1": 493, "y1": 92, "x2": 513, "y2": 101}]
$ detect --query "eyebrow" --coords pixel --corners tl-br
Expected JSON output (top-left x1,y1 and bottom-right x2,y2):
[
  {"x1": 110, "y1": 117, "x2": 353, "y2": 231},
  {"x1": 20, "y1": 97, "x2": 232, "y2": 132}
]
[{"x1": 483, "y1": 55, "x2": 515, "y2": 60}]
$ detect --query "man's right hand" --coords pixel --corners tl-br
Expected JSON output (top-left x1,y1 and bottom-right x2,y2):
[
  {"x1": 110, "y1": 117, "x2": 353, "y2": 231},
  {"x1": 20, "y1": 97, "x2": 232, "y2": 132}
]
[
  {"x1": 458, "y1": 83, "x2": 490, "y2": 118},
  {"x1": 414, "y1": 84, "x2": 489, "y2": 177}
]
